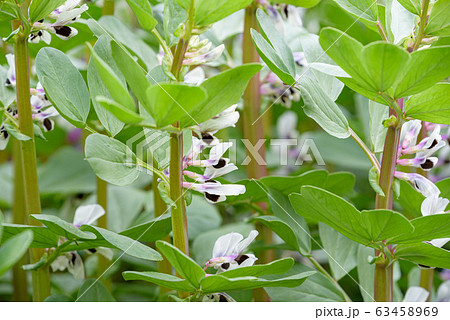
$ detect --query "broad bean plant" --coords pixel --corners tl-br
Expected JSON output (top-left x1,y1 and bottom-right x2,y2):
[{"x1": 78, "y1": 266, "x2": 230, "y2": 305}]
[{"x1": 0, "y1": 0, "x2": 448, "y2": 303}]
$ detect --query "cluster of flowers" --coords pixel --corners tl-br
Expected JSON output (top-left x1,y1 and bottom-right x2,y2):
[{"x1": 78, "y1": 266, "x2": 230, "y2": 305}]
[
  {"x1": 50, "y1": 204, "x2": 113, "y2": 279},
  {"x1": 202, "y1": 230, "x2": 258, "y2": 302},
  {"x1": 395, "y1": 120, "x2": 449, "y2": 249},
  {"x1": 1, "y1": 55, "x2": 59, "y2": 150},
  {"x1": 182, "y1": 36, "x2": 225, "y2": 66},
  {"x1": 163, "y1": 105, "x2": 245, "y2": 203},
  {"x1": 28, "y1": 0, "x2": 88, "y2": 44}
]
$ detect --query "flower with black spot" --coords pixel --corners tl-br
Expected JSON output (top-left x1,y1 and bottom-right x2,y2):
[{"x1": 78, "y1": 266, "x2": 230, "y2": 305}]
[{"x1": 204, "y1": 230, "x2": 258, "y2": 272}]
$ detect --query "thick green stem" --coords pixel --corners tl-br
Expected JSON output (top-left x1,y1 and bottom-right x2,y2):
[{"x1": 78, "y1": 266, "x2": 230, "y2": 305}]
[
  {"x1": 102, "y1": 0, "x2": 115, "y2": 16},
  {"x1": 412, "y1": 0, "x2": 430, "y2": 51},
  {"x1": 169, "y1": 131, "x2": 189, "y2": 255},
  {"x1": 96, "y1": 177, "x2": 111, "y2": 288},
  {"x1": 152, "y1": 163, "x2": 172, "y2": 297},
  {"x1": 308, "y1": 257, "x2": 352, "y2": 302},
  {"x1": 14, "y1": 28, "x2": 50, "y2": 302},
  {"x1": 243, "y1": 3, "x2": 272, "y2": 302},
  {"x1": 12, "y1": 139, "x2": 29, "y2": 301},
  {"x1": 374, "y1": 101, "x2": 402, "y2": 302},
  {"x1": 419, "y1": 268, "x2": 434, "y2": 301}
]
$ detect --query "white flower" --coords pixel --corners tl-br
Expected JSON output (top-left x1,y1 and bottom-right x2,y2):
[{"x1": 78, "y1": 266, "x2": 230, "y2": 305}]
[
  {"x1": 202, "y1": 292, "x2": 235, "y2": 302},
  {"x1": 205, "y1": 230, "x2": 258, "y2": 272},
  {"x1": 185, "y1": 180, "x2": 246, "y2": 203},
  {"x1": 73, "y1": 204, "x2": 105, "y2": 228},
  {"x1": 183, "y1": 44, "x2": 225, "y2": 66},
  {"x1": 421, "y1": 194, "x2": 450, "y2": 248},
  {"x1": 437, "y1": 280, "x2": 450, "y2": 302},
  {"x1": 395, "y1": 172, "x2": 440, "y2": 197},
  {"x1": 184, "y1": 67, "x2": 205, "y2": 85},
  {"x1": 0, "y1": 125, "x2": 10, "y2": 151},
  {"x1": 50, "y1": 204, "x2": 113, "y2": 279},
  {"x1": 193, "y1": 105, "x2": 240, "y2": 145},
  {"x1": 403, "y1": 286, "x2": 429, "y2": 302},
  {"x1": 5, "y1": 54, "x2": 16, "y2": 86}
]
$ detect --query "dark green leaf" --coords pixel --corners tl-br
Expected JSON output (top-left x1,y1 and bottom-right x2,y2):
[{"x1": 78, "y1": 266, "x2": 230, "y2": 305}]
[
  {"x1": 30, "y1": 214, "x2": 96, "y2": 240},
  {"x1": 396, "y1": 243, "x2": 450, "y2": 269},
  {"x1": 125, "y1": 0, "x2": 158, "y2": 31},
  {"x1": 218, "y1": 258, "x2": 295, "y2": 278},
  {"x1": 1, "y1": 224, "x2": 58, "y2": 248},
  {"x1": 0, "y1": 230, "x2": 33, "y2": 277},
  {"x1": 156, "y1": 240, "x2": 206, "y2": 288},
  {"x1": 405, "y1": 83, "x2": 450, "y2": 125},
  {"x1": 123, "y1": 271, "x2": 196, "y2": 292},
  {"x1": 29, "y1": 0, "x2": 66, "y2": 23},
  {"x1": 76, "y1": 279, "x2": 116, "y2": 302},
  {"x1": 36, "y1": 48, "x2": 90, "y2": 127}
]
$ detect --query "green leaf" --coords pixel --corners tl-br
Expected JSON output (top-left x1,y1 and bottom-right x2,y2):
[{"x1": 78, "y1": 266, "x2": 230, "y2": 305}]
[
  {"x1": 256, "y1": 9, "x2": 296, "y2": 77},
  {"x1": 251, "y1": 29, "x2": 296, "y2": 85},
  {"x1": 123, "y1": 271, "x2": 196, "y2": 292},
  {"x1": 255, "y1": 216, "x2": 305, "y2": 253},
  {"x1": 332, "y1": 0, "x2": 378, "y2": 24},
  {"x1": 29, "y1": 0, "x2": 66, "y2": 23},
  {"x1": 0, "y1": 230, "x2": 33, "y2": 277},
  {"x1": 200, "y1": 272, "x2": 314, "y2": 294},
  {"x1": 404, "y1": 83, "x2": 450, "y2": 125},
  {"x1": 437, "y1": 178, "x2": 450, "y2": 200},
  {"x1": 265, "y1": 187, "x2": 311, "y2": 255},
  {"x1": 36, "y1": 48, "x2": 90, "y2": 127},
  {"x1": 30, "y1": 214, "x2": 96, "y2": 240},
  {"x1": 120, "y1": 213, "x2": 172, "y2": 242},
  {"x1": 0, "y1": 210, "x2": 3, "y2": 240},
  {"x1": 390, "y1": 214, "x2": 450, "y2": 244},
  {"x1": 145, "y1": 83, "x2": 207, "y2": 128},
  {"x1": 76, "y1": 279, "x2": 116, "y2": 302},
  {"x1": 125, "y1": 0, "x2": 158, "y2": 31},
  {"x1": 79, "y1": 225, "x2": 162, "y2": 261},
  {"x1": 396, "y1": 242, "x2": 450, "y2": 269},
  {"x1": 290, "y1": 186, "x2": 414, "y2": 246},
  {"x1": 271, "y1": 0, "x2": 321, "y2": 8},
  {"x1": 88, "y1": 43, "x2": 136, "y2": 112},
  {"x1": 87, "y1": 35, "x2": 125, "y2": 136},
  {"x1": 1, "y1": 224, "x2": 58, "y2": 248},
  {"x1": 156, "y1": 240, "x2": 206, "y2": 288},
  {"x1": 357, "y1": 245, "x2": 375, "y2": 302},
  {"x1": 182, "y1": 64, "x2": 262, "y2": 127},
  {"x1": 393, "y1": 46, "x2": 450, "y2": 97},
  {"x1": 298, "y1": 76, "x2": 350, "y2": 139},
  {"x1": 425, "y1": 0, "x2": 450, "y2": 36},
  {"x1": 319, "y1": 223, "x2": 358, "y2": 280},
  {"x1": 44, "y1": 294, "x2": 74, "y2": 302},
  {"x1": 266, "y1": 264, "x2": 346, "y2": 301},
  {"x1": 95, "y1": 96, "x2": 144, "y2": 124},
  {"x1": 397, "y1": 0, "x2": 421, "y2": 15},
  {"x1": 85, "y1": 134, "x2": 140, "y2": 186},
  {"x1": 218, "y1": 258, "x2": 295, "y2": 278},
  {"x1": 194, "y1": 0, "x2": 253, "y2": 26},
  {"x1": 3, "y1": 123, "x2": 31, "y2": 141},
  {"x1": 361, "y1": 42, "x2": 409, "y2": 92},
  {"x1": 396, "y1": 180, "x2": 424, "y2": 219},
  {"x1": 324, "y1": 172, "x2": 356, "y2": 196},
  {"x1": 110, "y1": 41, "x2": 153, "y2": 114},
  {"x1": 369, "y1": 100, "x2": 389, "y2": 153}
]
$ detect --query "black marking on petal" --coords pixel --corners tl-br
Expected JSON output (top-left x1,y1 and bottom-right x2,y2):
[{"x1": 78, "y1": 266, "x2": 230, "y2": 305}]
[
  {"x1": 201, "y1": 133, "x2": 215, "y2": 145},
  {"x1": 70, "y1": 253, "x2": 77, "y2": 265},
  {"x1": 221, "y1": 262, "x2": 230, "y2": 270},
  {"x1": 38, "y1": 19, "x2": 44, "y2": 23},
  {"x1": 213, "y1": 158, "x2": 226, "y2": 169},
  {"x1": 54, "y1": 26, "x2": 72, "y2": 38},
  {"x1": 420, "y1": 159, "x2": 434, "y2": 170},
  {"x1": 428, "y1": 139, "x2": 438, "y2": 149},
  {"x1": 235, "y1": 254, "x2": 249, "y2": 265},
  {"x1": 88, "y1": 248, "x2": 97, "y2": 253},
  {"x1": 418, "y1": 264, "x2": 431, "y2": 269},
  {"x1": 43, "y1": 118, "x2": 53, "y2": 131},
  {"x1": 37, "y1": 30, "x2": 43, "y2": 36},
  {"x1": 414, "y1": 180, "x2": 419, "y2": 189},
  {"x1": 5, "y1": 78, "x2": 11, "y2": 86},
  {"x1": 205, "y1": 192, "x2": 220, "y2": 203},
  {"x1": 218, "y1": 294, "x2": 228, "y2": 302}
]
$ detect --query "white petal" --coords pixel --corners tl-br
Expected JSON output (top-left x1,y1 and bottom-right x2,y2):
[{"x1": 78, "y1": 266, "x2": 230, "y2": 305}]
[
  {"x1": 403, "y1": 286, "x2": 429, "y2": 302},
  {"x1": 198, "y1": 112, "x2": 240, "y2": 135},
  {"x1": 421, "y1": 195, "x2": 449, "y2": 216},
  {"x1": 203, "y1": 163, "x2": 238, "y2": 181},
  {"x1": 50, "y1": 255, "x2": 69, "y2": 272},
  {"x1": 277, "y1": 111, "x2": 298, "y2": 139},
  {"x1": 238, "y1": 253, "x2": 258, "y2": 267},
  {"x1": 430, "y1": 238, "x2": 450, "y2": 248},
  {"x1": 73, "y1": 204, "x2": 105, "y2": 227},
  {"x1": 437, "y1": 280, "x2": 450, "y2": 302},
  {"x1": 234, "y1": 230, "x2": 258, "y2": 255},
  {"x1": 212, "y1": 232, "x2": 244, "y2": 258},
  {"x1": 209, "y1": 142, "x2": 233, "y2": 162},
  {"x1": 184, "y1": 67, "x2": 205, "y2": 85},
  {"x1": 67, "y1": 252, "x2": 85, "y2": 280},
  {"x1": 0, "y1": 132, "x2": 10, "y2": 150}
]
